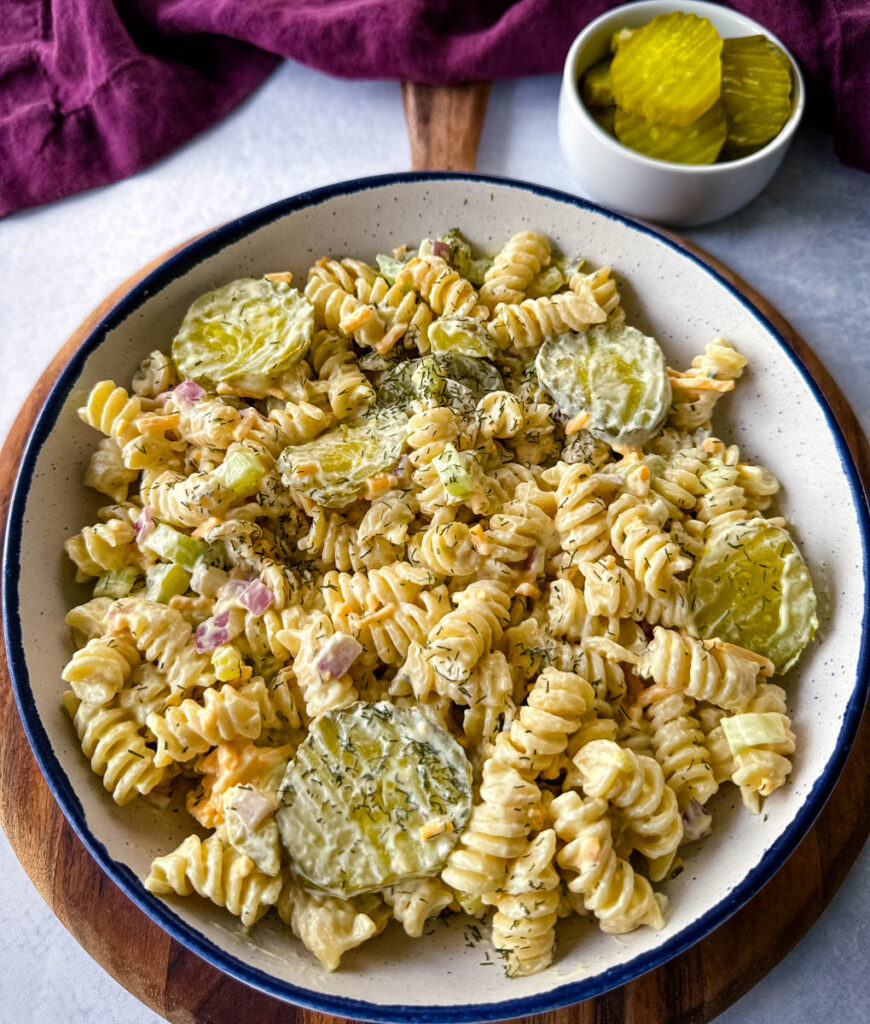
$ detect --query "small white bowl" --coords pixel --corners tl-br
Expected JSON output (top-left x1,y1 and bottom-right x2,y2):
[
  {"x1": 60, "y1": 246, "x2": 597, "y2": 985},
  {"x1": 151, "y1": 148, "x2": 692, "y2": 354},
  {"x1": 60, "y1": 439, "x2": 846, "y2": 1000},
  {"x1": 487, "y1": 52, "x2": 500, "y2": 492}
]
[{"x1": 558, "y1": 0, "x2": 805, "y2": 226}]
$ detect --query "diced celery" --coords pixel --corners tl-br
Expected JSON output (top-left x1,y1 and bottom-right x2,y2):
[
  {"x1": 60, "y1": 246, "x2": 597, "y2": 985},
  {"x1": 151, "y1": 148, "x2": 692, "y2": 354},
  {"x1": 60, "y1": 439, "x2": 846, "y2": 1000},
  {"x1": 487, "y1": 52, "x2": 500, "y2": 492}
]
[
  {"x1": 145, "y1": 563, "x2": 191, "y2": 604},
  {"x1": 432, "y1": 443, "x2": 475, "y2": 502},
  {"x1": 211, "y1": 644, "x2": 244, "y2": 681},
  {"x1": 212, "y1": 448, "x2": 266, "y2": 496},
  {"x1": 376, "y1": 253, "x2": 413, "y2": 285},
  {"x1": 143, "y1": 522, "x2": 209, "y2": 570},
  {"x1": 94, "y1": 567, "x2": 139, "y2": 599},
  {"x1": 721, "y1": 712, "x2": 788, "y2": 756}
]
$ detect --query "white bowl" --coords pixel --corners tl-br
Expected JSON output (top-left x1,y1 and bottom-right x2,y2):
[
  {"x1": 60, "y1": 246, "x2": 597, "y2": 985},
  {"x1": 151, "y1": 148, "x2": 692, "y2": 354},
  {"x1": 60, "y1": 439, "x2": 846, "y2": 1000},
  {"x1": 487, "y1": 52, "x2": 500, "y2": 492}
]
[
  {"x1": 4, "y1": 174, "x2": 868, "y2": 1022},
  {"x1": 558, "y1": 0, "x2": 805, "y2": 226}
]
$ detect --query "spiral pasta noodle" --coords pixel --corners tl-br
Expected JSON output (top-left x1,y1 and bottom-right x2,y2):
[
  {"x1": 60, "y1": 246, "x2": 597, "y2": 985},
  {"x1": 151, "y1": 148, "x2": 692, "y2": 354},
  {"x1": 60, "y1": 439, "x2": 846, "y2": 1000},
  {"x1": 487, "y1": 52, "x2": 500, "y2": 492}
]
[
  {"x1": 637, "y1": 627, "x2": 771, "y2": 712},
  {"x1": 425, "y1": 579, "x2": 512, "y2": 682},
  {"x1": 64, "y1": 692, "x2": 165, "y2": 805},
  {"x1": 487, "y1": 291, "x2": 607, "y2": 352},
  {"x1": 145, "y1": 834, "x2": 282, "y2": 927},
  {"x1": 305, "y1": 261, "x2": 387, "y2": 349},
  {"x1": 480, "y1": 231, "x2": 551, "y2": 310},
  {"x1": 397, "y1": 255, "x2": 487, "y2": 319},
  {"x1": 637, "y1": 684, "x2": 718, "y2": 806},
  {"x1": 483, "y1": 829, "x2": 560, "y2": 977},
  {"x1": 571, "y1": 740, "x2": 683, "y2": 881},
  {"x1": 62, "y1": 636, "x2": 140, "y2": 705},
  {"x1": 84, "y1": 437, "x2": 139, "y2": 502},
  {"x1": 309, "y1": 329, "x2": 376, "y2": 419},
  {"x1": 78, "y1": 380, "x2": 143, "y2": 447},
  {"x1": 549, "y1": 791, "x2": 665, "y2": 933}
]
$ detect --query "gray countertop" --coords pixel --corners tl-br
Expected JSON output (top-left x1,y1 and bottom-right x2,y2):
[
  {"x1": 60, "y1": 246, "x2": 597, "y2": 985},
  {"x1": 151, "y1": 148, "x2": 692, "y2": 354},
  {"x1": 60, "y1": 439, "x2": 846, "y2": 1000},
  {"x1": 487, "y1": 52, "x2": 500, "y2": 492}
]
[{"x1": 0, "y1": 59, "x2": 867, "y2": 1024}]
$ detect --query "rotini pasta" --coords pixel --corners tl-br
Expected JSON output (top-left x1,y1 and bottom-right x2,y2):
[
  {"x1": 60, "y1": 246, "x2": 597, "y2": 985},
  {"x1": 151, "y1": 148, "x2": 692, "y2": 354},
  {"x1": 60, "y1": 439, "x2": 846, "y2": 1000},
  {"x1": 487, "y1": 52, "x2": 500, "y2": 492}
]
[{"x1": 60, "y1": 228, "x2": 810, "y2": 979}]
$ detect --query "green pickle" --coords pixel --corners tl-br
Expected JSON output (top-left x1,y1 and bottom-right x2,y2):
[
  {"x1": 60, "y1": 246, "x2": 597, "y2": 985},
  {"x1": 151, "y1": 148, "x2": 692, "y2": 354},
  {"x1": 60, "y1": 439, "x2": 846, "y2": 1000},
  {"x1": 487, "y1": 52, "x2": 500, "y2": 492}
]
[
  {"x1": 615, "y1": 102, "x2": 727, "y2": 164},
  {"x1": 581, "y1": 60, "x2": 614, "y2": 108},
  {"x1": 722, "y1": 35, "x2": 792, "y2": 155},
  {"x1": 536, "y1": 323, "x2": 671, "y2": 447},
  {"x1": 277, "y1": 702, "x2": 472, "y2": 896},
  {"x1": 611, "y1": 12, "x2": 722, "y2": 127},
  {"x1": 277, "y1": 410, "x2": 408, "y2": 508},
  {"x1": 172, "y1": 277, "x2": 313, "y2": 396},
  {"x1": 689, "y1": 519, "x2": 817, "y2": 673},
  {"x1": 377, "y1": 353, "x2": 502, "y2": 411},
  {"x1": 429, "y1": 315, "x2": 496, "y2": 359}
]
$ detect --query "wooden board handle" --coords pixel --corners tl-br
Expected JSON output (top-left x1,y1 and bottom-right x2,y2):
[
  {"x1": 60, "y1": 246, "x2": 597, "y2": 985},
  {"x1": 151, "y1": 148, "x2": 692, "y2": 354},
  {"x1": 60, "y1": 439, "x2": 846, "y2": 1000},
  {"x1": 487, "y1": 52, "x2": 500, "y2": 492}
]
[{"x1": 401, "y1": 81, "x2": 491, "y2": 171}]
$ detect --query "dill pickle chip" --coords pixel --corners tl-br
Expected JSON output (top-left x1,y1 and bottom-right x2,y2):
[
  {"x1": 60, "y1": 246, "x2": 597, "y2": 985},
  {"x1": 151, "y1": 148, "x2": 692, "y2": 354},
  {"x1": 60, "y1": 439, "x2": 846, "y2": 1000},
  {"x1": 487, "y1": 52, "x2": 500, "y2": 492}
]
[
  {"x1": 429, "y1": 315, "x2": 497, "y2": 359},
  {"x1": 172, "y1": 277, "x2": 313, "y2": 396},
  {"x1": 277, "y1": 410, "x2": 408, "y2": 508},
  {"x1": 581, "y1": 60, "x2": 614, "y2": 107},
  {"x1": 277, "y1": 702, "x2": 471, "y2": 896},
  {"x1": 721, "y1": 35, "x2": 792, "y2": 153},
  {"x1": 689, "y1": 519, "x2": 817, "y2": 673},
  {"x1": 611, "y1": 12, "x2": 723, "y2": 127},
  {"x1": 536, "y1": 324, "x2": 670, "y2": 447},
  {"x1": 377, "y1": 353, "x2": 502, "y2": 412},
  {"x1": 615, "y1": 102, "x2": 727, "y2": 164}
]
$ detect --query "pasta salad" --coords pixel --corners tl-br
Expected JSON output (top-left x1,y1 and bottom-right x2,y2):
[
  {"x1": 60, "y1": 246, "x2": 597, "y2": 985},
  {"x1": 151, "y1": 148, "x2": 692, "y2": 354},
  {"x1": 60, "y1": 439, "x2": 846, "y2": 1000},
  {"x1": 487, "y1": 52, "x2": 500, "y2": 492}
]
[{"x1": 61, "y1": 229, "x2": 817, "y2": 977}]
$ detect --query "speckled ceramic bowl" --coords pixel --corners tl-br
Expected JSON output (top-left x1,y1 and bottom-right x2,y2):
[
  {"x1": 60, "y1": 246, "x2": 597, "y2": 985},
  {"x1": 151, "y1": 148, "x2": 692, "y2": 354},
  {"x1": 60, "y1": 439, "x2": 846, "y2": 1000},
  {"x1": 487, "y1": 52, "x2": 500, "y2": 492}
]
[{"x1": 4, "y1": 175, "x2": 868, "y2": 1023}]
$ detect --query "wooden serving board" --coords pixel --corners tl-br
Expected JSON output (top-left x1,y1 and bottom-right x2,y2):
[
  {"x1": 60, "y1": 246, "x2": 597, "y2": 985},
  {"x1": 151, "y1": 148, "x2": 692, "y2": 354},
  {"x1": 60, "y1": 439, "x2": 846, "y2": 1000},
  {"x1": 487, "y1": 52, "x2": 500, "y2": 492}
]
[{"x1": 1, "y1": 83, "x2": 868, "y2": 1024}]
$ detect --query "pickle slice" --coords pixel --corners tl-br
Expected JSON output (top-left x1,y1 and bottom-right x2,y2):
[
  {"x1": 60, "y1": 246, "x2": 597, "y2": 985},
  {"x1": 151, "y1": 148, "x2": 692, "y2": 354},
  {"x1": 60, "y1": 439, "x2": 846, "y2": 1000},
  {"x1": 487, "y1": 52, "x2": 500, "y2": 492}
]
[
  {"x1": 722, "y1": 35, "x2": 792, "y2": 153},
  {"x1": 277, "y1": 411, "x2": 408, "y2": 508},
  {"x1": 277, "y1": 701, "x2": 471, "y2": 896},
  {"x1": 615, "y1": 102, "x2": 727, "y2": 165},
  {"x1": 611, "y1": 12, "x2": 723, "y2": 127},
  {"x1": 377, "y1": 353, "x2": 502, "y2": 412},
  {"x1": 689, "y1": 519, "x2": 817, "y2": 673},
  {"x1": 536, "y1": 324, "x2": 670, "y2": 447},
  {"x1": 172, "y1": 278, "x2": 313, "y2": 396},
  {"x1": 581, "y1": 60, "x2": 614, "y2": 108},
  {"x1": 429, "y1": 315, "x2": 497, "y2": 359}
]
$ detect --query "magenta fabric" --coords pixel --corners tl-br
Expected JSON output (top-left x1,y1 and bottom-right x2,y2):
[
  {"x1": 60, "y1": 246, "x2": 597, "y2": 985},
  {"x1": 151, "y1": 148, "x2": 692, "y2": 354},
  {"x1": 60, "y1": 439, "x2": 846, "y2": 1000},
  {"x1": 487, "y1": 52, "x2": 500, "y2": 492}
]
[{"x1": 1, "y1": 1, "x2": 868, "y2": 217}]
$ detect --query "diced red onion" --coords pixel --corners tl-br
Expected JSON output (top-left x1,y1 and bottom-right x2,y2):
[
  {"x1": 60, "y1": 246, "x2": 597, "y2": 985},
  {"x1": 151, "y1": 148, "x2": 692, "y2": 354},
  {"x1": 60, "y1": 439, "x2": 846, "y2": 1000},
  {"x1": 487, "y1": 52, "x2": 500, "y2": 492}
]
[
  {"x1": 432, "y1": 240, "x2": 451, "y2": 260},
  {"x1": 230, "y1": 788, "x2": 276, "y2": 831},
  {"x1": 239, "y1": 579, "x2": 274, "y2": 616},
  {"x1": 195, "y1": 617, "x2": 230, "y2": 653},
  {"x1": 134, "y1": 507, "x2": 155, "y2": 542},
  {"x1": 196, "y1": 608, "x2": 245, "y2": 652},
  {"x1": 173, "y1": 379, "x2": 206, "y2": 404},
  {"x1": 681, "y1": 799, "x2": 713, "y2": 842},
  {"x1": 316, "y1": 634, "x2": 363, "y2": 677},
  {"x1": 522, "y1": 545, "x2": 544, "y2": 574}
]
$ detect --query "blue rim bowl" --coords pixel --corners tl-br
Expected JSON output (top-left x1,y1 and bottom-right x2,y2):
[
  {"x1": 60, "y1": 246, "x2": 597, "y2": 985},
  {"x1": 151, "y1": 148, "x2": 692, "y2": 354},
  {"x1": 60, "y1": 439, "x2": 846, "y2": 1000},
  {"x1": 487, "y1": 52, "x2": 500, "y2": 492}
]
[{"x1": 3, "y1": 172, "x2": 869, "y2": 1023}]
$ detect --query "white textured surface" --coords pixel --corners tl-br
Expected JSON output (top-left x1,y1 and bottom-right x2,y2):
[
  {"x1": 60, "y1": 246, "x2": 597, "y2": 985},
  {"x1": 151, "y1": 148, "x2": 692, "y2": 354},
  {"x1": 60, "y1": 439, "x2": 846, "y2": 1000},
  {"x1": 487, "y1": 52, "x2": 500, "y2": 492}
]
[{"x1": 1, "y1": 57, "x2": 868, "y2": 1024}]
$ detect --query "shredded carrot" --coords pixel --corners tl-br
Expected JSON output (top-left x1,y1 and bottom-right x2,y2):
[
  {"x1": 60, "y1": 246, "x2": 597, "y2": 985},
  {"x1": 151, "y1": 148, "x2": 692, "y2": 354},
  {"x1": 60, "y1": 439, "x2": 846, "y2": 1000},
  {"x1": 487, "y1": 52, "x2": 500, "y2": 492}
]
[
  {"x1": 137, "y1": 413, "x2": 179, "y2": 433},
  {"x1": 357, "y1": 603, "x2": 397, "y2": 628},
  {"x1": 564, "y1": 411, "x2": 591, "y2": 435},
  {"x1": 339, "y1": 306, "x2": 373, "y2": 333},
  {"x1": 705, "y1": 638, "x2": 774, "y2": 676},
  {"x1": 374, "y1": 322, "x2": 407, "y2": 355},
  {"x1": 365, "y1": 473, "x2": 398, "y2": 499}
]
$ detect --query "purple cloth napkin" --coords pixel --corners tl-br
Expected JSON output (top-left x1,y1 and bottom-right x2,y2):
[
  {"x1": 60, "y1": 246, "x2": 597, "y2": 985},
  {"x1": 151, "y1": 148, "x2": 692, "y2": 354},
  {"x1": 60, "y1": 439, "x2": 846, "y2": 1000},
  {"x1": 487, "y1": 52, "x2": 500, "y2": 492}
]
[{"x1": 2, "y1": 1, "x2": 868, "y2": 217}]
